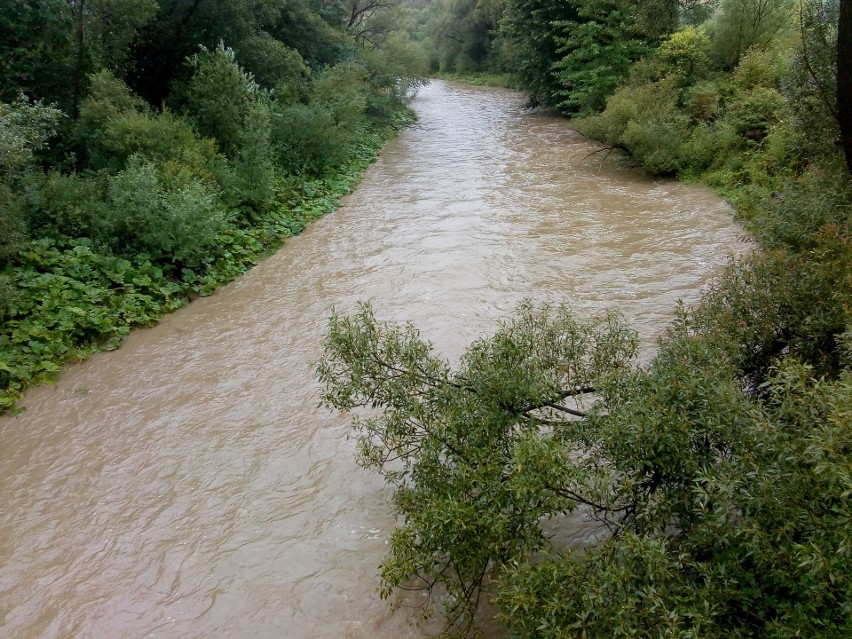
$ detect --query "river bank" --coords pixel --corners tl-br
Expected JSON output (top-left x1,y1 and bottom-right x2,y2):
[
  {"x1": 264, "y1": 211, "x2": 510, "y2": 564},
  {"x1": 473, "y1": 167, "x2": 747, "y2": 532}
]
[{"x1": 0, "y1": 113, "x2": 414, "y2": 414}]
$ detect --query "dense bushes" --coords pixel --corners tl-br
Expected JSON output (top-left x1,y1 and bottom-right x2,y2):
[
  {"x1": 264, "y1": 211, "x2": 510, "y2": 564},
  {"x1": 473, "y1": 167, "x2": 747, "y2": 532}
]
[
  {"x1": 0, "y1": 118, "x2": 410, "y2": 412},
  {"x1": 571, "y1": 3, "x2": 852, "y2": 391},
  {"x1": 574, "y1": 43, "x2": 796, "y2": 179},
  {"x1": 0, "y1": 1, "x2": 425, "y2": 411}
]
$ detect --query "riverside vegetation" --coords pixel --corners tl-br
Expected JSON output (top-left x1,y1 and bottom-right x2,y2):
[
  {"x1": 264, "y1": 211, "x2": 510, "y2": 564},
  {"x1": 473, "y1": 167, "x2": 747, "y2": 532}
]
[
  {"x1": 0, "y1": 0, "x2": 428, "y2": 411},
  {"x1": 2, "y1": 1, "x2": 849, "y2": 637},
  {"x1": 320, "y1": 1, "x2": 852, "y2": 637}
]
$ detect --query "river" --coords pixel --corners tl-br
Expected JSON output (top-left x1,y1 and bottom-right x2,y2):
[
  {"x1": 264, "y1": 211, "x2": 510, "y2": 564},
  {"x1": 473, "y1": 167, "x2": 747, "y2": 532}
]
[{"x1": 0, "y1": 81, "x2": 742, "y2": 638}]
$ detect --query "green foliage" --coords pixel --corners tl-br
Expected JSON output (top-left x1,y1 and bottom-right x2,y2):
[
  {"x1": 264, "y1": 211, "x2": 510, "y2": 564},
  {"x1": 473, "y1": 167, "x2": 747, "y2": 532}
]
[
  {"x1": 321, "y1": 299, "x2": 852, "y2": 638},
  {"x1": 499, "y1": 0, "x2": 581, "y2": 107},
  {"x1": 0, "y1": 238, "x2": 186, "y2": 411},
  {"x1": 657, "y1": 26, "x2": 712, "y2": 82},
  {"x1": 0, "y1": 0, "x2": 76, "y2": 109},
  {"x1": 0, "y1": 111, "x2": 411, "y2": 411},
  {"x1": 311, "y1": 61, "x2": 371, "y2": 126},
  {"x1": 23, "y1": 170, "x2": 107, "y2": 240},
  {"x1": 420, "y1": 0, "x2": 506, "y2": 74},
  {"x1": 270, "y1": 0, "x2": 353, "y2": 68},
  {"x1": 0, "y1": 96, "x2": 63, "y2": 178},
  {"x1": 497, "y1": 349, "x2": 852, "y2": 638},
  {"x1": 785, "y1": 0, "x2": 841, "y2": 159},
  {"x1": 709, "y1": 0, "x2": 795, "y2": 68},
  {"x1": 74, "y1": 70, "x2": 149, "y2": 167},
  {"x1": 232, "y1": 99, "x2": 278, "y2": 213},
  {"x1": 101, "y1": 107, "x2": 226, "y2": 180},
  {"x1": 359, "y1": 32, "x2": 429, "y2": 101},
  {"x1": 685, "y1": 81, "x2": 722, "y2": 121},
  {"x1": 552, "y1": 1, "x2": 657, "y2": 116},
  {"x1": 234, "y1": 32, "x2": 310, "y2": 90},
  {"x1": 319, "y1": 301, "x2": 638, "y2": 635},
  {"x1": 500, "y1": 0, "x2": 677, "y2": 112},
  {"x1": 86, "y1": 0, "x2": 159, "y2": 74},
  {"x1": 732, "y1": 47, "x2": 783, "y2": 90},
  {"x1": 270, "y1": 62, "x2": 377, "y2": 175},
  {"x1": 0, "y1": 274, "x2": 17, "y2": 323},
  {"x1": 180, "y1": 43, "x2": 263, "y2": 160},
  {"x1": 726, "y1": 85, "x2": 788, "y2": 140},
  {"x1": 576, "y1": 79, "x2": 693, "y2": 174},
  {"x1": 101, "y1": 158, "x2": 226, "y2": 266},
  {"x1": 0, "y1": 96, "x2": 63, "y2": 266},
  {"x1": 271, "y1": 103, "x2": 345, "y2": 174}
]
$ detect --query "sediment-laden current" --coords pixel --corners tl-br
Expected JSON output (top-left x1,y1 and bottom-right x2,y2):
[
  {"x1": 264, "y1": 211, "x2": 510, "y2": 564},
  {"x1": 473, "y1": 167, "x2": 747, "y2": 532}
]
[{"x1": 0, "y1": 81, "x2": 742, "y2": 638}]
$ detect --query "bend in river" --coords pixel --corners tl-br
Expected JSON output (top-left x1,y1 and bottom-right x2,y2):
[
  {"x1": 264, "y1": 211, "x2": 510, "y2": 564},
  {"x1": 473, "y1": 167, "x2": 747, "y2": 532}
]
[{"x1": 0, "y1": 81, "x2": 743, "y2": 639}]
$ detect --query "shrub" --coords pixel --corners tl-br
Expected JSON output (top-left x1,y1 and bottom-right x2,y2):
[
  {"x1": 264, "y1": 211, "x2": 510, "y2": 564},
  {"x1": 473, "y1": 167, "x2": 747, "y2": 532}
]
[
  {"x1": 234, "y1": 32, "x2": 309, "y2": 90},
  {"x1": 726, "y1": 86, "x2": 788, "y2": 140},
  {"x1": 696, "y1": 220, "x2": 852, "y2": 386},
  {"x1": 0, "y1": 274, "x2": 16, "y2": 321},
  {"x1": 359, "y1": 33, "x2": 429, "y2": 102},
  {"x1": 102, "y1": 108, "x2": 226, "y2": 180},
  {"x1": 685, "y1": 81, "x2": 721, "y2": 121},
  {"x1": 622, "y1": 116, "x2": 689, "y2": 174},
  {"x1": 231, "y1": 99, "x2": 278, "y2": 214},
  {"x1": 23, "y1": 170, "x2": 106, "y2": 239},
  {"x1": 733, "y1": 47, "x2": 784, "y2": 90},
  {"x1": 75, "y1": 70, "x2": 149, "y2": 167},
  {"x1": 101, "y1": 157, "x2": 226, "y2": 267},
  {"x1": 0, "y1": 95, "x2": 62, "y2": 266},
  {"x1": 709, "y1": 0, "x2": 795, "y2": 68},
  {"x1": 77, "y1": 72, "x2": 227, "y2": 186},
  {"x1": 657, "y1": 26, "x2": 712, "y2": 81},
  {"x1": 271, "y1": 100, "x2": 355, "y2": 175},
  {"x1": 180, "y1": 43, "x2": 262, "y2": 159},
  {"x1": 0, "y1": 96, "x2": 63, "y2": 177},
  {"x1": 679, "y1": 123, "x2": 718, "y2": 173},
  {"x1": 576, "y1": 79, "x2": 689, "y2": 174},
  {"x1": 311, "y1": 62, "x2": 370, "y2": 127}
]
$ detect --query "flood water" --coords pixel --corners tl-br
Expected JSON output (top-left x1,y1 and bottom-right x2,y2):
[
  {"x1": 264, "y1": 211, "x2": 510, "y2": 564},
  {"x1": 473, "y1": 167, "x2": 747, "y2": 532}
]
[{"x1": 0, "y1": 81, "x2": 743, "y2": 638}]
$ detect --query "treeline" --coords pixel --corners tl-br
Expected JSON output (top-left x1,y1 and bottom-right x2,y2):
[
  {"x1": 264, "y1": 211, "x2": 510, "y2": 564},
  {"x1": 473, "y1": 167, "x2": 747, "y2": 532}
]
[
  {"x1": 0, "y1": 0, "x2": 428, "y2": 410},
  {"x1": 412, "y1": 0, "x2": 851, "y2": 409},
  {"x1": 319, "y1": 2, "x2": 852, "y2": 638}
]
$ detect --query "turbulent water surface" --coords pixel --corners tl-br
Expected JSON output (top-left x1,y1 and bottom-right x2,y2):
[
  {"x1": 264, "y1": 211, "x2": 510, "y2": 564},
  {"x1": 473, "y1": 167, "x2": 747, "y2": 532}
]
[{"x1": 0, "y1": 81, "x2": 742, "y2": 638}]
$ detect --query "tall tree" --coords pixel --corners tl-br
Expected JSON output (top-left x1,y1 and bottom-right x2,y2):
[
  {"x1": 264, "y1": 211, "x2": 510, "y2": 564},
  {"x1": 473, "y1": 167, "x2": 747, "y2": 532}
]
[
  {"x1": 839, "y1": 0, "x2": 852, "y2": 172},
  {"x1": 0, "y1": 0, "x2": 76, "y2": 108},
  {"x1": 502, "y1": 0, "x2": 677, "y2": 113},
  {"x1": 422, "y1": 0, "x2": 505, "y2": 73}
]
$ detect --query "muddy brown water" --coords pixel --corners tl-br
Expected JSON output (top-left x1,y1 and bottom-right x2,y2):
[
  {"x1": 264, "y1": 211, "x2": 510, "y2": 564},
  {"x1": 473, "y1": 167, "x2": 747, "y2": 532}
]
[{"x1": 0, "y1": 81, "x2": 743, "y2": 638}]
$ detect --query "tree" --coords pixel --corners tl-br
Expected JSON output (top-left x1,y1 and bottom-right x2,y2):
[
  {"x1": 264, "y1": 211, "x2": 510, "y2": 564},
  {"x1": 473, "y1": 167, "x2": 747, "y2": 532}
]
[
  {"x1": 319, "y1": 301, "x2": 852, "y2": 638},
  {"x1": 501, "y1": 0, "x2": 678, "y2": 112},
  {"x1": 179, "y1": 43, "x2": 263, "y2": 160},
  {"x1": 710, "y1": 0, "x2": 795, "y2": 68},
  {"x1": 421, "y1": 0, "x2": 506, "y2": 73},
  {"x1": 500, "y1": 0, "x2": 582, "y2": 107},
  {"x1": 348, "y1": 0, "x2": 401, "y2": 29},
  {"x1": 839, "y1": 0, "x2": 852, "y2": 172},
  {"x1": 551, "y1": 0, "x2": 659, "y2": 115},
  {"x1": 66, "y1": 0, "x2": 159, "y2": 114},
  {"x1": 319, "y1": 302, "x2": 638, "y2": 635},
  {"x1": 0, "y1": 97, "x2": 62, "y2": 266},
  {"x1": 0, "y1": 0, "x2": 77, "y2": 109}
]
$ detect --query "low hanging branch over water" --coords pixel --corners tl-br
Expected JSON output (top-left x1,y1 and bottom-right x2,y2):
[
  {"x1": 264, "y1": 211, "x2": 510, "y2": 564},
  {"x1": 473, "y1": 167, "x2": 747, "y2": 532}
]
[
  {"x1": 318, "y1": 300, "x2": 851, "y2": 638},
  {"x1": 317, "y1": 301, "x2": 641, "y2": 634}
]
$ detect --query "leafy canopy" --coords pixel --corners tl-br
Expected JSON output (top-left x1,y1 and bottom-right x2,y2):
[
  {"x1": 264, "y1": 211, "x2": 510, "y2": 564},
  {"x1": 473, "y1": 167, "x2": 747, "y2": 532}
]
[{"x1": 320, "y1": 301, "x2": 852, "y2": 638}]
